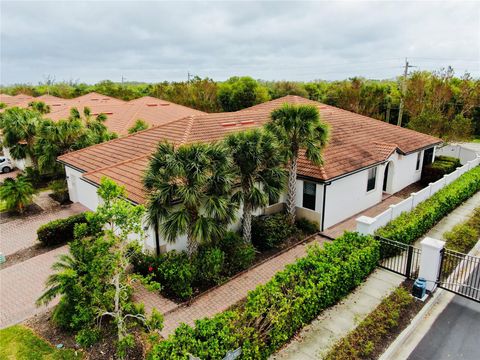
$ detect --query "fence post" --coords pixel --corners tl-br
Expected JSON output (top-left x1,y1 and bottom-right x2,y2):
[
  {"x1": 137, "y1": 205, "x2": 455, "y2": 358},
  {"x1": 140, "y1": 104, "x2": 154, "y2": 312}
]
[
  {"x1": 356, "y1": 216, "x2": 376, "y2": 235},
  {"x1": 418, "y1": 237, "x2": 445, "y2": 292},
  {"x1": 405, "y1": 246, "x2": 414, "y2": 279}
]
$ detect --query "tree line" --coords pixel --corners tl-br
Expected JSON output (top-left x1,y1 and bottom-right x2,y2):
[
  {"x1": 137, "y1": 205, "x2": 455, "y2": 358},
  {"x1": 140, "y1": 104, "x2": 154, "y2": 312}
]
[{"x1": 1, "y1": 68, "x2": 479, "y2": 140}]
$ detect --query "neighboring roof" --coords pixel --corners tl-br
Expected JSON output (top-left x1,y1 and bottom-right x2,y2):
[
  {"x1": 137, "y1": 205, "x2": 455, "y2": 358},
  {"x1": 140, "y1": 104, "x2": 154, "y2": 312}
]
[
  {"x1": 0, "y1": 93, "x2": 205, "y2": 136},
  {"x1": 0, "y1": 93, "x2": 35, "y2": 106},
  {"x1": 60, "y1": 95, "x2": 442, "y2": 204}
]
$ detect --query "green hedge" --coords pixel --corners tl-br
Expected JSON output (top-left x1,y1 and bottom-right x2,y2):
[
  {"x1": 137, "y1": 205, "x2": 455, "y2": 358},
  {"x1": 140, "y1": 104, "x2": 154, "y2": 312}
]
[
  {"x1": 377, "y1": 166, "x2": 480, "y2": 245},
  {"x1": 37, "y1": 213, "x2": 88, "y2": 246},
  {"x1": 148, "y1": 232, "x2": 380, "y2": 359},
  {"x1": 421, "y1": 156, "x2": 461, "y2": 185},
  {"x1": 444, "y1": 207, "x2": 480, "y2": 253}
]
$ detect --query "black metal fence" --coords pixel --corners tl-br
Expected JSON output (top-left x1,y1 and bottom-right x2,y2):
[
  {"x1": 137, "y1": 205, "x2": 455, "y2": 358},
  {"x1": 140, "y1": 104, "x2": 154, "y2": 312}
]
[
  {"x1": 438, "y1": 248, "x2": 480, "y2": 302},
  {"x1": 376, "y1": 236, "x2": 421, "y2": 279}
]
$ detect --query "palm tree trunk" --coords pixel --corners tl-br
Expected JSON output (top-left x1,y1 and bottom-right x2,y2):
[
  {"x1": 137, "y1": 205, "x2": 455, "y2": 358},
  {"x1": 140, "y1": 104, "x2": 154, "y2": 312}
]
[
  {"x1": 286, "y1": 155, "x2": 298, "y2": 224},
  {"x1": 186, "y1": 230, "x2": 198, "y2": 259},
  {"x1": 242, "y1": 202, "x2": 253, "y2": 243}
]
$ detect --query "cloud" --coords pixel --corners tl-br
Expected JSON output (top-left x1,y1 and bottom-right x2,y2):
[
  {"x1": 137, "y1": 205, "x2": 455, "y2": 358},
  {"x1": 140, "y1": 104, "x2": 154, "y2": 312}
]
[{"x1": 1, "y1": 0, "x2": 479, "y2": 84}]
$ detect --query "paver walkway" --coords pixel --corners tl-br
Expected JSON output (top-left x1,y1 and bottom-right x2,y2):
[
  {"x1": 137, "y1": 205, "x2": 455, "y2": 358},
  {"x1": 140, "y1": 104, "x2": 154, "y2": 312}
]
[
  {"x1": 0, "y1": 202, "x2": 87, "y2": 256},
  {"x1": 322, "y1": 195, "x2": 403, "y2": 239},
  {"x1": 271, "y1": 269, "x2": 404, "y2": 359},
  {"x1": 158, "y1": 235, "x2": 329, "y2": 337},
  {"x1": 0, "y1": 245, "x2": 67, "y2": 328}
]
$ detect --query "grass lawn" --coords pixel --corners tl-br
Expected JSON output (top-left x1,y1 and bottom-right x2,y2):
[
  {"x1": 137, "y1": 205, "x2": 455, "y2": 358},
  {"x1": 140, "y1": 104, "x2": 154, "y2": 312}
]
[{"x1": 0, "y1": 325, "x2": 82, "y2": 360}]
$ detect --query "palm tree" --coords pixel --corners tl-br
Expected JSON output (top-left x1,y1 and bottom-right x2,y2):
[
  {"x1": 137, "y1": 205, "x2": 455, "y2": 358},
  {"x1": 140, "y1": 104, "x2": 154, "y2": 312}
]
[
  {"x1": 28, "y1": 101, "x2": 51, "y2": 114},
  {"x1": 226, "y1": 129, "x2": 287, "y2": 243},
  {"x1": 0, "y1": 176, "x2": 36, "y2": 214},
  {"x1": 128, "y1": 119, "x2": 149, "y2": 134},
  {"x1": 144, "y1": 141, "x2": 237, "y2": 258},
  {"x1": 266, "y1": 104, "x2": 329, "y2": 224},
  {"x1": 0, "y1": 107, "x2": 41, "y2": 168}
]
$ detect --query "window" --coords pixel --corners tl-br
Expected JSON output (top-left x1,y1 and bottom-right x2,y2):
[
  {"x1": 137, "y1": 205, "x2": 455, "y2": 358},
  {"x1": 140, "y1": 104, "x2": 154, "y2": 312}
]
[
  {"x1": 367, "y1": 167, "x2": 377, "y2": 192},
  {"x1": 416, "y1": 152, "x2": 421, "y2": 171},
  {"x1": 302, "y1": 182, "x2": 316, "y2": 210}
]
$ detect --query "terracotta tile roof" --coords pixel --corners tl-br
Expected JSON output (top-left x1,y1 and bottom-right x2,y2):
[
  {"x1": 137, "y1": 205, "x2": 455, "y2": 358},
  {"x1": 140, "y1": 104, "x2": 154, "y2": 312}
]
[
  {"x1": 59, "y1": 95, "x2": 442, "y2": 204},
  {"x1": 0, "y1": 93, "x2": 34, "y2": 106},
  {"x1": 1, "y1": 93, "x2": 205, "y2": 136}
]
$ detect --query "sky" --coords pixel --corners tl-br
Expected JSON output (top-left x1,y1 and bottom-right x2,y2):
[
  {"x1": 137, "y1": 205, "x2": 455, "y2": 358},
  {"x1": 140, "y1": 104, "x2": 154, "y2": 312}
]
[{"x1": 1, "y1": 0, "x2": 479, "y2": 85}]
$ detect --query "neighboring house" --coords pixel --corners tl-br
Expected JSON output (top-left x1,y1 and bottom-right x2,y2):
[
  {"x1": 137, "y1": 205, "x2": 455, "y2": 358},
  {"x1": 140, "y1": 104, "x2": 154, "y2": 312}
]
[
  {"x1": 58, "y1": 95, "x2": 441, "y2": 253},
  {"x1": 0, "y1": 92, "x2": 205, "y2": 170}
]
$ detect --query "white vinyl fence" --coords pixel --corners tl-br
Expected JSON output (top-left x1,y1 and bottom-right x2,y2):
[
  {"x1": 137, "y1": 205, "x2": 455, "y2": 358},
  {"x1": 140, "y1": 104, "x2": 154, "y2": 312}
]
[
  {"x1": 435, "y1": 144, "x2": 478, "y2": 165},
  {"x1": 357, "y1": 154, "x2": 480, "y2": 235}
]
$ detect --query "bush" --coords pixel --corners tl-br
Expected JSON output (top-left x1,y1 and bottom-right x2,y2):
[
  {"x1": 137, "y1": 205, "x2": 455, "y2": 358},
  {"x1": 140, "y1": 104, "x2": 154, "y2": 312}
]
[
  {"x1": 149, "y1": 232, "x2": 380, "y2": 359},
  {"x1": 195, "y1": 247, "x2": 225, "y2": 286},
  {"x1": 295, "y1": 218, "x2": 319, "y2": 235},
  {"x1": 251, "y1": 213, "x2": 296, "y2": 250},
  {"x1": 444, "y1": 207, "x2": 480, "y2": 253},
  {"x1": 324, "y1": 287, "x2": 414, "y2": 360},
  {"x1": 421, "y1": 156, "x2": 461, "y2": 185},
  {"x1": 49, "y1": 179, "x2": 69, "y2": 204},
  {"x1": 37, "y1": 212, "x2": 88, "y2": 246},
  {"x1": 377, "y1": 166, "x2": 480, "y2": 245},
  {"x1": 219, "y1": 231, "x2": 256, "y2": 275}
]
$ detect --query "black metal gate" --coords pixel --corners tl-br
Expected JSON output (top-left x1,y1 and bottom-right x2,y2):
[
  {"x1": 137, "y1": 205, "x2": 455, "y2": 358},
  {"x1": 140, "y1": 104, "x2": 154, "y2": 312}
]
[
  {"x1": 437, "y1": 248, "x2": 480, "y2": 302},
  {"x1": 376, "y1": 236, "x2": 422, "y2": 279}
]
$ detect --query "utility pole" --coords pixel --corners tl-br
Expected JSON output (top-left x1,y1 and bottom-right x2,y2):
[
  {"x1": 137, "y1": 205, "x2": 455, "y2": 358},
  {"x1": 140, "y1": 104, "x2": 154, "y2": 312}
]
[
  {"x1": 187, "y1": 72, "x2": 193, "y2": 83},
  {"x1": 397, "y1": 58, "x2": 415, "y2": 127}
]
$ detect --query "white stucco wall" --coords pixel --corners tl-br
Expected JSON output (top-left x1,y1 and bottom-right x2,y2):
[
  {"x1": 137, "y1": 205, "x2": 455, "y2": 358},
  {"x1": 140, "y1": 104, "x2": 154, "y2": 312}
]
[
  {"x1": 65, "y1": 166, "x2": 100, "y2": 211},
  {"x1": 323, "y1": 166, "x2": 383, "y2": 229},
  {"x1": 387, "y1": 151, "x2": 423, "y2": 193}
]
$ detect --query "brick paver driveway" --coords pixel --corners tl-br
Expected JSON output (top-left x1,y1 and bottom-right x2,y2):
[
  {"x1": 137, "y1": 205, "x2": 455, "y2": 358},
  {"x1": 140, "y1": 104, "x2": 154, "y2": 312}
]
[
  {"x1": 0, "y1": 203, "x2": 87, "y2": 256},
  {"x1": 0, "y1": 245, "x2": 67, "y2": 328}
]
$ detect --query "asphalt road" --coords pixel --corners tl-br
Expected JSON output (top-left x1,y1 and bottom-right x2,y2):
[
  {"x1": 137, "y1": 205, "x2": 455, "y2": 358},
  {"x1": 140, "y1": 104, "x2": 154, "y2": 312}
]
[{"x1": 408, "y1": 260, "x2": 480, "y2": 360}]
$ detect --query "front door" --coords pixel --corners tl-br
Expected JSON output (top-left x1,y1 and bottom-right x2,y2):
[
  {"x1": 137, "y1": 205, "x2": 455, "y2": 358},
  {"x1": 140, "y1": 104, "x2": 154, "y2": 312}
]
[{"x1": 383, "y1": 162, "x2": 390, "y2": 192}]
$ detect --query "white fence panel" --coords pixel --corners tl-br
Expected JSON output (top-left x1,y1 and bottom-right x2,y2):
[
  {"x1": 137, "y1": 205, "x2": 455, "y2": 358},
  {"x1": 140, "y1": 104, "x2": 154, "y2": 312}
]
[
  {"x1": 412, "y1": 187, "x2": 431, "y2": 207},
  {"x1": 435, "y1": 144, "x2": 478, "y2": 165},
  {"x1": 374, "y1": 208, "x2": 393, "y2": 229},
  {"x1": 390, "y1": 198, "x2": 414, "y2": 219},
  {"x1": 430, "y1": 178, "x2": 445, "y2": 195}
]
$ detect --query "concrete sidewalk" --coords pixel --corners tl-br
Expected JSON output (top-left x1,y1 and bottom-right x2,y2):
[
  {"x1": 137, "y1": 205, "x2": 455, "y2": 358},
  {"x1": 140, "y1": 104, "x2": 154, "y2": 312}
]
[{"x1": 272, "y1": 269, "x2": 404, "y2": 360}]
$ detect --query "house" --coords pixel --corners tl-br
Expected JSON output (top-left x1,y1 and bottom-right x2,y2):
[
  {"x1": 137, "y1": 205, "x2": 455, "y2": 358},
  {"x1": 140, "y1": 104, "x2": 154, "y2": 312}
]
[
  {"x1": 58, "y1": 95, "x2": 441, "y2": 253},
  {"x1": 0, "y1": 93, "x2": 205, "y2": 169}
]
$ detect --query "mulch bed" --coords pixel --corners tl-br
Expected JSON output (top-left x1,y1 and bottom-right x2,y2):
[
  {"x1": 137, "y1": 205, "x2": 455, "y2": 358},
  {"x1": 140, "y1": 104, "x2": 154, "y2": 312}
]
[
  {"x1": 0, "y1": 243, "x2": 62, "y2": 270},
  {"x1": 0, "y1": 203, "x2": 43, "y2": 223},
  {"x1": 24, "y1": 310, "x2": 147, "y2": 360}
]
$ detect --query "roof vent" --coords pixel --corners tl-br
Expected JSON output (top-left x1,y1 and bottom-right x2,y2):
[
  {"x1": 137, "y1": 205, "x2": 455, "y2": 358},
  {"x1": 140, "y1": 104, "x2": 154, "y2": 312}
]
[
  {"x1": 221, "y1": 122, "x2": 237, "y2": 127},
  {"x1": 103, "y1": 112, "x2": 113, "y2": 115},
  {"x1": 52, "y1": 103, "x2": 62, "y2": 106},
  {"x1": 147, "y1": 103, "x2": 158, "y2": 107},
  {"x1": 240, "y1": 120, "x2": 255, "y2": 125},
  {"x1": 91, "y1": 98, "x2": 99, "y2": 101},
  {"x1": 160, "y1": 103, "x2": 170, "y2": 106}
]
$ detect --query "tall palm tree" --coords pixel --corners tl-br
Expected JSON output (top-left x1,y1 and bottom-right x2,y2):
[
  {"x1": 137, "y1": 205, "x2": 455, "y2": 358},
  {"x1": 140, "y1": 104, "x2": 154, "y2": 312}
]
[
  {"x1": 226, "y1": 129, "x2": 287, "y2": 243},
  {"x1": 0, "y1": 107, "x2": 41, "y2": 168},
  {"x1": 144, "y1": 142, "x2": 237, "y2": 258},
  {"x1": 266, "y1": 104, "x2": 329, "y2": 224},
  {"x1": 0, "y1": 175, "x2": 36, "y2": 214}
]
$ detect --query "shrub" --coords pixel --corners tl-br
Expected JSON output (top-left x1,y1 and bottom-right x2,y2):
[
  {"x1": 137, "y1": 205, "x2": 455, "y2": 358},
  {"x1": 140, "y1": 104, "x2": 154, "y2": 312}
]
[
  {"x1": 37, "y1": 212, "x2": 88, "y2": 246},
  {"x1": 421, "y1": 156, "x2": 461, "y2": 185},
  {"x1": 149, "y1": 232, "x2": 380, "y2": 359},
  {"x1": 219, "y1": 231, "x2": 256, "y2": 275},
  {"x1": 251, "y1": 213, "x2": 296, "y2": 250},
  {"x1": 324, "y1": 286, "x2": 414, "y2": 360},
  {"x1": 377, "y1": 166, "x2": 480, "y2": 245},
  {"x1": 0, "y1": 175, "x2": 35, "y2": 214},
  {"x1": 195, "y1": 247, "x2": 225, "y2": 286},
  {"x1": 49, "y1": 179, "x2": 69, "y2": 204},
  {"x1": 295, "y1": 218, "x2": 319, "y2": 235},
  {"x1": 444, "y1": 207, "x2": 480, "y2": 253}
]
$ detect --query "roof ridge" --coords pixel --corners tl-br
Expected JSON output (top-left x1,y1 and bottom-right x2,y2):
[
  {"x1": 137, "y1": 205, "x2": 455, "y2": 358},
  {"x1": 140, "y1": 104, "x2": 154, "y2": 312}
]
[{"x1": 180, "y1": 115, "x2": 196, "y2": 145}]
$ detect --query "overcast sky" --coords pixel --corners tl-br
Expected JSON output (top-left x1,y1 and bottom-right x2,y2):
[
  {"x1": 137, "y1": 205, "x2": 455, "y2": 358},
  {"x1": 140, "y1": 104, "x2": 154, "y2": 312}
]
[{"x1": 1, "y1": 0, "x2": 479, "y2": 85}]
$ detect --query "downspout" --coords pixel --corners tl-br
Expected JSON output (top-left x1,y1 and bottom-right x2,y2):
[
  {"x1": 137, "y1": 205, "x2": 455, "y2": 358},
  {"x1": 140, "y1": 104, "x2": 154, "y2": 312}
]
[{"x1": 320, "y1": 181, "x2": 331, "y2": 231}]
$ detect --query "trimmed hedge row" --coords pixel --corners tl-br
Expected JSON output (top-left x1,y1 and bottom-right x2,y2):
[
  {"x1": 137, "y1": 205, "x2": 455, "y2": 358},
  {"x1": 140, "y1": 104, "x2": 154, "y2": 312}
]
[
  {"x1": 421, "y1": 156, "x2": 461, "y2": 185},
  {"x1": 377, "y1": 165, "x2": 480, "y2": 245},
  {"x1": 149, "y1": 232, "x2": 380, "y2": 359},
  {"x1": 444, "y1": 207, "x2": 480, "y2": 253},
  {"x1": 37, "y1": 212, "x2": 88, "y2": 246}
]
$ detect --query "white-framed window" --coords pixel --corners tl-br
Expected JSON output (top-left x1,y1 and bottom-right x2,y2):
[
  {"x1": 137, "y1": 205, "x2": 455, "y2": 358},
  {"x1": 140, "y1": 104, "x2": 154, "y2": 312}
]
[
  {"x1": 302, "y1": 182, "x2": 316, "y2": 210},
  {"x1": 416, "y1": 152, "x2": 421, "y2": 171},
  {"x1": 367, "y1": 167, "x2": 377, "y2": 192}
]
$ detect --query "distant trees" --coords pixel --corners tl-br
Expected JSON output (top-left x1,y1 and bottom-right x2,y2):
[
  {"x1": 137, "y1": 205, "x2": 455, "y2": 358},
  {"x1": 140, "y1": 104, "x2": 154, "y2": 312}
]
[
  {"x1": 217, "y1": 76, "x2": 270, "y2": 111},
  {"x1": 1, "y1": 68, "x2": 478, "y2": 139}
]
